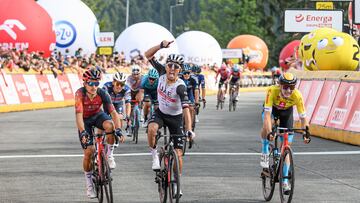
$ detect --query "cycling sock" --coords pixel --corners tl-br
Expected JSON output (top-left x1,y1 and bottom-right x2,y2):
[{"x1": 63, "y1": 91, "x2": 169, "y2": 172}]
[
  {"x1": 109, "y1": 145, "x2": 115, "y2": 156},
  {"x1": 144, "y1": 115, "x2": 148, "y2": 121},
  {"x1": 261, "y1": 139, "x2": 270, "y2": 154},
  {"x1": 282, "y1": 163, "x2": 290, "y2": 183},
  {"x1": 84, "y1": 171, "x2": 93, "y2": 186}
]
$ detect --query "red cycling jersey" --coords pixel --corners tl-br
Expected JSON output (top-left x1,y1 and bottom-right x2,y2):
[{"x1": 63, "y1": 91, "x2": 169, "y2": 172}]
[
  {"x1": 230, "y1": 71, "x2": 241, "y2": 79},
  {"x1": 75, "y1": 87, "x2": 115, "y2": 119},
  {"x1": 216, "y1": 68, "x2": 230, "y2": 80}
]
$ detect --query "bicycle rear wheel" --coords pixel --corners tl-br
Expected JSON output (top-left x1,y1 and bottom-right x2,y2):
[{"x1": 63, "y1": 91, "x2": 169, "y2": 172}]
[
  {"x1": 101, "y1": 152, "x2": 113, "y2": 203},
  {"x1": 279, "y1": 147, "x2": 295, "y2": 203},
  {"x1": 168, "y1": 149, "x2": 181, "y2": 203},
  {"x1": 261, "y1": 144, "x2": 276, "y2": 201},
  {"x1": 157, "y1": 148, "x2": 167, "y2": 203}
]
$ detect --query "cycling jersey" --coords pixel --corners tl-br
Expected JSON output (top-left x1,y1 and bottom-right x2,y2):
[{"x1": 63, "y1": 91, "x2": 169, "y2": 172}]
[
  {"x1": 126, "y1": 75, "x2": 143, "y2": 92},
  {"x1": 216, "y1": 68, "x2": 230, "y2": 80},
  {"x1": 194, "y1": 74, "x2": 205, "y2": 89},
  {"x1": 75, "y1": 87, "x2": 115, "y2": 118},
  {"x1": 102, "y1": 82, "x2": 131, "y2": 114},
  {"x1": 180, "y1": 75, "x2": 198, "y2": 104},
  {"x1": 263, "y1": 85, "x2": 306, "y2": 118},
  {"x1": 149, "y1": 58, "x2": 189, "y2": 116},
  {"x1": 229, "y1": 71, "x2": 241, "y2": 84},
  {"x1": 141, "y1": 74, "x2": 158, "y2": 102}
]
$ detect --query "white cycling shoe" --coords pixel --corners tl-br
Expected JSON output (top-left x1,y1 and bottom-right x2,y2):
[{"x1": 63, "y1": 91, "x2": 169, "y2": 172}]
[
  {"x1": 151, "y1": 149, "x2": 160, "y2": 171},
  {"x1": 86, "y1": 183, "x2": 96, "y2": 199}
]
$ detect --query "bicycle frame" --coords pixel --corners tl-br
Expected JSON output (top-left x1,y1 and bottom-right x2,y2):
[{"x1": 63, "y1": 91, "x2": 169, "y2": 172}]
[{"x1": 130, "y1": 100, "x2": 141, "y2": 143}]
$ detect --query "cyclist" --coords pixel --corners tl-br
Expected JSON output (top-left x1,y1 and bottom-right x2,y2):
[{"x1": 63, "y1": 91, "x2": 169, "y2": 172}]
[
  {"x1": 192, "y1": 64, "x2": 206, "y2": 123},
  {"x1": 126, "y1": 64, "x2": 144, "y2": 135},
  {"x1": 74, "y1": 68, "x2": 125, "y2": 198},
  {"x1": 228, "y1": 64, "x2": 241, "y2": 101},
  {"x1": 271, "y1": 66, "x2": 282, "y2": 85},
  {"x1": 102, "y1": 71, "x2": 131, "y2": 162},
  {"x1": 215, "y1": 63, "x2": 230, "y2": 103},
  {"x1": 180, "y1": 64, "x2": 199, "y2": 131},
  {"x1": 139, "y1": 68, "x2": 159, "y2": 127},
  {"x1": 260, "y1": 72, "x2": 311, "y2": 193},
  {"x1": 145, "y1": 40, "x2": 195, "y2": 198}
]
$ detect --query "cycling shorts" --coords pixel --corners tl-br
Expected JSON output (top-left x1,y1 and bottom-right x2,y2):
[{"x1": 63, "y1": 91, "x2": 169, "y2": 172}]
[
  {"x1": 229, "y1": 77, "x2": 240, "y2": 85},
  {"x1": 262, "y1": 106, "x2": 294, "y2": 143},
  {"x1": 218, "y1": 78, "x2": 227, "y2": 89},
  {"x1": 149, "y1": 108, "x2": 184, "y2": 149},
  {"x1": 78, "y1": 112, "x2": 112, "y2": 149}
]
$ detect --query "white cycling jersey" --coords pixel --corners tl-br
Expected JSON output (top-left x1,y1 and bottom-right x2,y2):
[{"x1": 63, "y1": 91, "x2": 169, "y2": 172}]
[{"x1": 157, "y1": 74, "x2": 186, "y2": 115}]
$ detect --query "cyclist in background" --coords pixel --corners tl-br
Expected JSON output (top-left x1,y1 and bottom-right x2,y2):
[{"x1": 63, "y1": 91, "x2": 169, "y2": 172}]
[
  {"x1": 215, "y1": 63, "x2": 231, "y2": 101},
  {"x1": 180, "y1": 64, "x2": 199, "y2": 130},
  {"x1": 228, "y1": 64, "x2": 241, "y2": 101},
  {"x1": 74, "y1": 68, "x2": 125, "y2": 199},
  {"x1": 145, "y1": 40, "x2": 195, "y2": 197},
  {"x1": 192, "y1": 64, "x2": 206, "y2": 123},
  {"x1": 139, "y1": 68, "x2": 160, "y2": 127},
  {"x1": 126, "y1": 64, "x2": 144, "y2": 134},
  {"x1": 102, "y1": 71, "x2": 132, "y2": 149},
  {"x1": 260, "y1": 72, "x2": 310, "y2": 193}
]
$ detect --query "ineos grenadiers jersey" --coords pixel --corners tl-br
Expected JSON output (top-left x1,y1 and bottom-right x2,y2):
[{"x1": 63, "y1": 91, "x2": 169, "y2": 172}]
[
  {"x1": 102, "y1": 82, "x2": 131, "y2": 113},
  {"x1": 149, "y1": 58, "x2": 189, "y2": 116}
]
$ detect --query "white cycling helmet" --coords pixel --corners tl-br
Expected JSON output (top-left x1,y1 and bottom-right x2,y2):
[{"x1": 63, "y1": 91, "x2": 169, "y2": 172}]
[
  {"x1": 113, "y1": 71, "x2": 126, "y2": 82},
  {"x1": 131, "y1": 64, "x2": 141, "y2": 74}
]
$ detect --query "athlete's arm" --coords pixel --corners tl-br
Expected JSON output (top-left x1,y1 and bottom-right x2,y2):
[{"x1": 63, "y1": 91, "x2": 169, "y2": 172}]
[
  {"x1": 124, "y1": 87, "x2": 132, "y2": 119},
  {"x1": 75, "y1": 90, "x2": 85, "y2": 132},
  {"x1": 177, "y1": 84, "x2": 191, "y2": 131},
  {"x1": 263, "y1": 87, "x2": 274, "y2": 135}
]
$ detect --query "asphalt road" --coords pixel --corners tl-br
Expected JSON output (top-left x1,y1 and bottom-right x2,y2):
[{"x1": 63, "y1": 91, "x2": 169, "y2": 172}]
[{"x1": 0, "y1": 92, "x2": 360, "y2": 203}]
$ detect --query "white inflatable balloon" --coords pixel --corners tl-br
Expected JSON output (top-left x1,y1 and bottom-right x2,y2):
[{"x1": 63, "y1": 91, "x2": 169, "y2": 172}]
[
  {"x1": 37, "y1": 0, "x2": 100, "y2": 56},
  {"x1": 176, "y1": 31, "x2": 222, "y2": 66},
  {"x1": 115, "y1": 22, "x2": 179, "y2": 63}
]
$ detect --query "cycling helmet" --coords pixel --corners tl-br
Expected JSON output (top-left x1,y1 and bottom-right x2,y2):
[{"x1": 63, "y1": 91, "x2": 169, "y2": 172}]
[
  {"x1": 131, "y1": 64, "x2": 141, "y2": 74},
  {"x1": 279, "y1": 72, "x2": 297, "y2": 85},
  {"x1": 192, "y1": 64, "x2": 201, "y2": 73},
  {"x1": 113, "y1": 71, "x2": 126, "y2": 82},
  {"x1": 220, "y1": 63, "x2": 227, "y2": 70},
  {"x1": 183, "y1": 63, "x2": 192, "y2": 72},
  {"x1": 166, "y1": 54, "x2": 184, "y2": 67},
  {"x1": 148, "y1": 68, "x2": 159, "y2": 79},
  {"x1": 233, "y1": 64, "x2": 239, "y2": 72},
  {"x1": 82, "y1": 68, "x2": 101, "y2": 82}
]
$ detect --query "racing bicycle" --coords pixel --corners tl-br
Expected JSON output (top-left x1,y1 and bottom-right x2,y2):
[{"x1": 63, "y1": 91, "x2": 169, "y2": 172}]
[
  {"x1": 229, "y1": 83, "x2": 238, "y2": 112},
  {"x1": 261, "y1": 120, "x2": 310, "y2": 203},
  {"x1": 130, "y1": 100, "x2": 141, "y2": 144}
]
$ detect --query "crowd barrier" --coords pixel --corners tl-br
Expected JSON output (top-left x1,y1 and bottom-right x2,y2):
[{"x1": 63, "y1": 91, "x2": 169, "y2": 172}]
[
  {"x1": 0, "y1": 69, "x2": 271, "y2": 113},
  {"x1": 289, "y1": 69, "x2": 360, "y2": 146}
]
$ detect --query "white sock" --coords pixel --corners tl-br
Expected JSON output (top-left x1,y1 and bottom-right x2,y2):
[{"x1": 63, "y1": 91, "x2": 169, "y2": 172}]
[{"x1": 84, "y1": 171, "x2": 93, "y2": 187}]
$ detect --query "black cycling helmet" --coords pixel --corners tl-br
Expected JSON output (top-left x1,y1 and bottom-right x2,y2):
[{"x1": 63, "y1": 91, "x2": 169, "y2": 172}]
[
  {"x1": 279, "y1": 72, "x2": 297, "y2": 85},
  {"x1": 166, "y1": 54, "x2": 184, "y2": 67},
  {"x1": 83, "y1": 68, "x2": 101, "y2": 82}
]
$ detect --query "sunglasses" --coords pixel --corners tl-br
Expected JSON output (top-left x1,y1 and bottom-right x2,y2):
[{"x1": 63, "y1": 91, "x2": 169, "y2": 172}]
[
  {"x1": 149, "y1": 77, "x2": 156, "y2": 81},
  {"x1": 132, "y1": 72, "x2": 140, "y2": 75},
  {"x1": 183, "y1": 72, "x2": 191, "y2": 75},
  {"x1": 281, "y1": 84, "x2": 295, "y2": 90},
  {"x1": 166, "y1": 63, "x2": 181, "y2": 70},
  {"x1": 87, "y1": 81, "x2": 100, "y2": 87},
  {"x1": 115, "y1": 81, "x2": 125, "y2": 87}
]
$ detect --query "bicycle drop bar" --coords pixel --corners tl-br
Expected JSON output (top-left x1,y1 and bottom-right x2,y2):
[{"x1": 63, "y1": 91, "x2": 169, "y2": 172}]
[{"x1": 105, "y1": 131, "x2": 120, "y2": 145}]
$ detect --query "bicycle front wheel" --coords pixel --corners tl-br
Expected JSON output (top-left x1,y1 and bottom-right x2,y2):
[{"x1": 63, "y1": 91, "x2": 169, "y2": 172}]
[
  {"x1": 279, "y1": 147, "x2": 294, "y2": 203},
  {"x1": 157, "y1": 148, "x2": 167, "y2": 203},
  {"x1": 101, "y1": 152, "x2": 113, "y2": 203},
  {"x1": 168, "y1": 149, "x2": 181, "y2": 203},
  {"x1": 261, "y1": 144, "x2": 276, "y2": 201}
]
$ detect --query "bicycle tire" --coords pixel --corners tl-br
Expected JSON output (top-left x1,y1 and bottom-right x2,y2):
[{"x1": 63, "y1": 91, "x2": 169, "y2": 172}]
[
  {"x1": 233, "y1": 100, "x2": 237, "y2": 111},
  {"x1": 135, "y1": 108, "x2": 141, "y2": 144},
  {"x1": 157, "y1": 148, "x2": 168, "y2": 203},
  {"x1": 279, "y1": 147, "x2": 295, "y2": 203},
  {"x1": 91, "y1": 154, "x2": 102, "y2": 201},
  {"x1": 101, "y1": 152, "x2": 113, "y2": 203},
  {"x1": 261, "y1": 144, "x2": 276, "y2": 201},
  {"x1": 182, "y1": 137, "x2": 187, "y2": 156},
  {"x1": 168, "y1": 149, "x2": 181, "y2": 203}
]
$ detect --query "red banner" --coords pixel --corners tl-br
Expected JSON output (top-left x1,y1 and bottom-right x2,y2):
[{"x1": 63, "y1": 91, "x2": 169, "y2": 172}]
[
  {"x1": 326, "y1": 82, "x2": 360, "y2": 129},
  {"x1": 344, "y1": 83, "x2": 360, "y2": 132},
  {"x1": 305, "y1": 80, "x2": 325, "y2": 121},
  {"x1": 293, "y1": 80, "x2": 313, "y2": 121},
  {"x1": 11, "y1": 74, "x2": 32, "y2": 103},
  {"x1": 57, "y1": 74, "x2": 74, "y2": 100},
  {"x1": 311, "y1": 81, "x2": 340, "y2": 125},
  {"x1": 36, "y1": 74, "x2": 54, "y2": 102}
]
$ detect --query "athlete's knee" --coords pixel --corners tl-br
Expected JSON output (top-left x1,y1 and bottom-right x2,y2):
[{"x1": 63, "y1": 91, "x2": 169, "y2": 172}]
[
  {"x1": 103, "y1": 120, "x2": 114, "y2": 132},
  {"x1": 148, "y1": 123, "x2": 158, "y2": 136}
]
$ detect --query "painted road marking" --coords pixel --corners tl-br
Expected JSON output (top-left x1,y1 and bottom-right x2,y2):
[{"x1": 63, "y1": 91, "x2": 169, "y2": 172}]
[{"x1": 0, "y1": 151, "x2": 360, "y2": 159}]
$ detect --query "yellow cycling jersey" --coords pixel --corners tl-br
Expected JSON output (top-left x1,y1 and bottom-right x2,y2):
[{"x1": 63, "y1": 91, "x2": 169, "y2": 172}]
[{"x1": 264, "y1": 85, "x2": 306, "y2": 118}]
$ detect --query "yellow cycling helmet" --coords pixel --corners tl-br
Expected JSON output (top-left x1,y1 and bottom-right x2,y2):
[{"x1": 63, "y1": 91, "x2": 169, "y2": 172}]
[{"x1": 279, "y1": 72, "x2": 297, "y2": 85}]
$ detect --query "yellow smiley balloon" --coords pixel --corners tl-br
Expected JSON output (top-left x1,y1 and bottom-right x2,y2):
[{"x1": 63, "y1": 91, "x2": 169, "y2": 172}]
[
  {"x1": 299, "y1": 28, "x2": 339, "y2": 71},
  {"x1": 313, "y1": 31, "x2": 360, "y2": 70}
]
